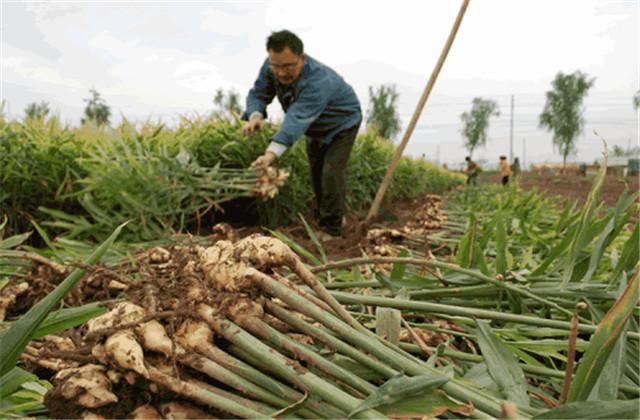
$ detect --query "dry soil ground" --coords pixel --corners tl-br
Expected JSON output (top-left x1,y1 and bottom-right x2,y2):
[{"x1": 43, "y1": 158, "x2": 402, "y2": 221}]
[{"x1": 479, "y1": 171, "x2": 639, "y2": 207}]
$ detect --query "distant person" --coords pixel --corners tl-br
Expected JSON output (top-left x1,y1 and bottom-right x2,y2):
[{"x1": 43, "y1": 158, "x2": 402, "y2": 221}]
[
  {"x1": 241, "y1": 30, "x2": 362, "y2": 239},
  {"x1": 464, "y1": 156, "x2": 480, "y2": 185},
  {"x1": 499, "y1": 155, "x2": 512, "y2": 186},
  {"x1": 511, "y1": 157, "x2": 521, "y2": 179}
]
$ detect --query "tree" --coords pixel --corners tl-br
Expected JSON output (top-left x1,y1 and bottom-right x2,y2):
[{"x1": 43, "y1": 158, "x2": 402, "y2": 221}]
[
  {"x1": 24, "y1": 101, "x2": 50, "y2": 120},
  {"x1": 366, "y1": 85, "x2": 401, "y2": 141},
  {"x1": 539, "y1": 71, "x2": 595, "y2": 169},
  {"x1": 611, "y1": 144, "x2": 639, "y2": 157},
  {"x1": 460, "y1": 97, "x2": 500, "y2": 157},
  {"x1": 633, "y1": 90, "x2": 640, "y2": 110},
  {"x1": 82, "y1": 89, "x2": 111, "y2": 126},
  {"x1": 213, "y1": 88, "x2": 242, "y2": 121},
  {"x1": 612, "y1": 145, "x2": 626, "y2": 157}
]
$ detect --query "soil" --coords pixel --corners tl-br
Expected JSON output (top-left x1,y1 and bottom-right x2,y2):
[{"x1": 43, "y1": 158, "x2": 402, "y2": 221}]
[
  {"x1": 479, "y1": 171, "x2": 639, "y2": 207},
  {"x1": 258, "y1": 195, "x2": 443, "y2": 263},
  {"x1": 44, "y1": 376, "x2": 156, "y2": 419}
]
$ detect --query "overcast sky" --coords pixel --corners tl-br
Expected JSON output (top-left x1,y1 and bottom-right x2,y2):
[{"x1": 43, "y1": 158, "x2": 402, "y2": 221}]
[{"x1": 1, "y1": 0, "x2": 638, "y2": 166}]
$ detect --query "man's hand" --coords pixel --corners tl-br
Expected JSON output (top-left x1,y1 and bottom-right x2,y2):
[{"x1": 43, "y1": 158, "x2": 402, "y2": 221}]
[
  {"x1": 251, "y1": 151, "x2": 277, "y2": 169},
  {"x1": 242, "y1": 115, "x2": 266, "y2": 135}
]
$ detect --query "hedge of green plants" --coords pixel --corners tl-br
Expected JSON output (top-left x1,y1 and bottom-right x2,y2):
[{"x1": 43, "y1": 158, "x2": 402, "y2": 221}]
[{"x1": 0, "y1": 116, "x2": 463, "y2": 241}]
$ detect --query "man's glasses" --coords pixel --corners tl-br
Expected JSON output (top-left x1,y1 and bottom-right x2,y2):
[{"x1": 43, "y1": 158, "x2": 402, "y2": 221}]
[{"x1": 269, "y1": 58, "x2": 300, "y2": 72}]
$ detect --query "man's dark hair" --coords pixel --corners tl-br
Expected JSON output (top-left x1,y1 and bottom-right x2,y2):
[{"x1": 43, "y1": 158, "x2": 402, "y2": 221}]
[
  {"x1": 465, "y1": 156, "x2": 471, "y2": 161},
  {"x1": 267, "y1": 30, "x2": 304, "y2": 54}
]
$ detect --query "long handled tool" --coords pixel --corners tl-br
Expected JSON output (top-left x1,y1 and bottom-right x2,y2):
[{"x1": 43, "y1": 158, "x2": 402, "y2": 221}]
[{"x1": 365, "y1": 0, "x2": 470, "y2": 227}]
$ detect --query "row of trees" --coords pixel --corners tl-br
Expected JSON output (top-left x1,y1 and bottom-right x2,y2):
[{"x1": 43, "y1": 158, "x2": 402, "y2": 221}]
[
  {"x1": 23, "y1": 85, "x2": 399, "y2": 134},
  {"x1": 461, "y1": 71, "x2": 596, "y2": 167},
  {"x1": 22, "y1": 74, "x2": 639, "y2": 168},
  {"x1": 24, "y1": 89, "x2": 111, "y2": 126},
  {"x1": 460, "y1": 72, "x2": 638, "y2": 167},
  {"x1": 22, "y1": 88, "x2": 270, "y2": 126},
  {"x1": 367, "y1": 73, "x2": 639, "y2": 168}
]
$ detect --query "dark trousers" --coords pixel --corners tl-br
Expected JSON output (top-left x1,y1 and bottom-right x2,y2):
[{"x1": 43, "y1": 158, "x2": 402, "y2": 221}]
[
  {"x1": 306, "y1": 124, "x2": 359, "y2": 235},
  {"x1": 502, "y1": 176, "x2": 509, "y2": 186},
  {"x1": 466, "y1": 171, "x2": 478, "y2": 185}
]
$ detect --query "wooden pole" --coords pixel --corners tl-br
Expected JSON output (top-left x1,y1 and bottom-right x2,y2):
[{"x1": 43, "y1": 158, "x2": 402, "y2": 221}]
[{"x1": 365, "y1": 0, "x2": 470, "y2": 225}]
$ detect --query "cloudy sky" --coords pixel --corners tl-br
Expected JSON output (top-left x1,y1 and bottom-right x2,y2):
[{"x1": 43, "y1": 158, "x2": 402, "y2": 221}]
[{"x1": 2, "y1": 0, "x2": 638, "y2": 166}]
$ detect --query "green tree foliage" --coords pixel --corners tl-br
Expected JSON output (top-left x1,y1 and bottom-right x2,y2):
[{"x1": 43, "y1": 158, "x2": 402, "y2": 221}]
[
  {"x1": 460, "y1": 97, "x2": 500, "y2": 157},
  {"x1": 611, "y1": 144, "x2": 639, "y2": 157},
  {"x1": 82, "y1": 89, "x2": 111, "y2": 126},
  {"x1": 24, "y1": 101, "x2": 50, "y2": 120},
  {"x1": 612, "y1": 145, "x2": 626, "y2": 157},
  {"x1": 366, "y1": 85, "x2": 401, "y2": 141},
  {"x1": 633, "y1": 90, "x2": 640, "y2": 110},
  {"x1": 539, "y1": 71, "x2": 595, "y2": 169},
  {"x1": 213, "y1": 88, "x2": 242, "y2": 121}
]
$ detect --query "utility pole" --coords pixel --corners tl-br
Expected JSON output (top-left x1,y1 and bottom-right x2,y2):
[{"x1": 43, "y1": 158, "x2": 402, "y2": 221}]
[
  {"x1": 509, "y1": 94, "x2": 514, "y2": 162},
  {"x1": 522, "y1": 137, "x2": 526, "y2": 170}
]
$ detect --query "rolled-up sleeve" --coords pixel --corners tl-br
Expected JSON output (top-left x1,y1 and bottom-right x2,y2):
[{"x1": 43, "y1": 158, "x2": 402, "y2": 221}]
[
  {"x1": 242, "y1": 61, "x2": 276, "y2": 120},
  {"x1": 271, "y1": 76, "x2": 332, "y2": 147}
]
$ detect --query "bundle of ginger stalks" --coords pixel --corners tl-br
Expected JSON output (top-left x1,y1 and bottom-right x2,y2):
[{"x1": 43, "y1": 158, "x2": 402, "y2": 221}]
[{"x1": 9, "y1": 227, "x2": 526, "y2": 419}]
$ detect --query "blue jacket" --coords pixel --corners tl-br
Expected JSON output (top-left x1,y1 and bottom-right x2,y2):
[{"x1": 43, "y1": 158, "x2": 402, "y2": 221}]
[{"x1": 242, "y1": 55, "x2": 362, "y2": 149}]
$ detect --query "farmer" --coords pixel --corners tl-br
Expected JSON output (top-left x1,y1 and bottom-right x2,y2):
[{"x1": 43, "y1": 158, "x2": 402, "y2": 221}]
[
  {"x1": 241, "y1": 30, "x2": 362, "y2": 238},
  {"x1": 499, "y1": 155, "x2": 512, "y2": 186},
  {"x1": 464, "y1": 156, "x2": 480, "y2": 185}
]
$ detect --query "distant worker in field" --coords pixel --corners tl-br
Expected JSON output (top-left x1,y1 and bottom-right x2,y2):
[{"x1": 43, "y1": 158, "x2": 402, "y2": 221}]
[
  {"x1": 464, "y1": 156, "x2": 480, "y2": 185},
  {"x1": 511, "y1": 157, "x2": 521, "y2": 179},
  {"x1": 241, "y1": 30, "x2": 362, "y2": 239},
  {"x1": 499, "y1": 155, "x2": 512, "y2": 186}
]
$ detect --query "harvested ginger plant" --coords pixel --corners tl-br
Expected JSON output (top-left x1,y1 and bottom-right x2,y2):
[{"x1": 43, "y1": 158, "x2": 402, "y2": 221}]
[
  {"x1": 21, "y1": 231, "x2": 520, "y2": 419},
  {"x1": 34, "y1": 234, "x2": 386, "y2": 418}
]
